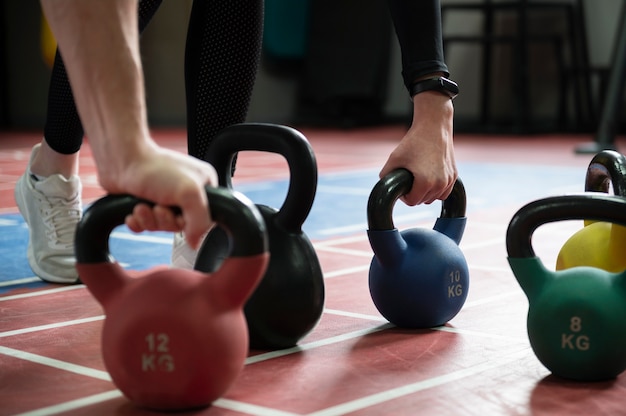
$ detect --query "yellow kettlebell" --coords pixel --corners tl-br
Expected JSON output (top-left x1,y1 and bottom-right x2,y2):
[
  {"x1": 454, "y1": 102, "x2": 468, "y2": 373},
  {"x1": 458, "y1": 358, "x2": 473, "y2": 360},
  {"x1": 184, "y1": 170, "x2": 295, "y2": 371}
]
[{"x1": 556, "y1": 150, "x2": 626, "y2": 272}]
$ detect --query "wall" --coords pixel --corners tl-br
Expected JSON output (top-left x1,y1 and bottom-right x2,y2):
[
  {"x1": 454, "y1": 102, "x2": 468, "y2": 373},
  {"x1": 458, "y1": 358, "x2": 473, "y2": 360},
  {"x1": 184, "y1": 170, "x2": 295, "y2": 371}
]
[{"x1": 1, "y1": 0, "x2": 623, "y2": 130}]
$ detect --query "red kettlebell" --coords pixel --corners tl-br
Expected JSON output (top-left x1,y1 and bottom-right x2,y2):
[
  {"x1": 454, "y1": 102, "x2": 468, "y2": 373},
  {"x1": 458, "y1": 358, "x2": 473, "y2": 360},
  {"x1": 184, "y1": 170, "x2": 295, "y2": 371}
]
[{"x1": 75, "y1": 187, "x2": 269, "y2": 411}]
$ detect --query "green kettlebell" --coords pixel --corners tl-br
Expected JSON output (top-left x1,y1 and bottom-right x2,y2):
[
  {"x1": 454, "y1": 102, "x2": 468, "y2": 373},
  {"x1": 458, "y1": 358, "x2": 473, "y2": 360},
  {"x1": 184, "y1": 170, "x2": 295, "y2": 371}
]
[
  {"x1": 556, "y1": 150, "x2": 626, "y2": 272},
  {"x1": 507, "y1": 193, "x2": 626, "y2": 381}
]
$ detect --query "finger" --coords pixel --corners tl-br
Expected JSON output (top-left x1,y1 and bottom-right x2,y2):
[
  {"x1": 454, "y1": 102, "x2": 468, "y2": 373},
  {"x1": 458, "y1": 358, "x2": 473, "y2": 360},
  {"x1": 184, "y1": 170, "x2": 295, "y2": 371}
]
[
  {"x1": 153, "y1": 205, "x2": 183, "y2": 232},
  {"x1": 124, "y1": 203, "x2": 155, "y2": 232},
  {"x1": 180, "y1": 192, "x2": 213, "y2": 250}
]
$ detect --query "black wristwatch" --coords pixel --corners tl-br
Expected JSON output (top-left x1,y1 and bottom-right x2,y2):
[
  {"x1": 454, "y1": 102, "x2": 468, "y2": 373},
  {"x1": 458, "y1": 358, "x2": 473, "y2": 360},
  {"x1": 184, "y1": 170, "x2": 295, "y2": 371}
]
[{"x1": 410, "y1": 76, "x2": 459, "y2": 101}]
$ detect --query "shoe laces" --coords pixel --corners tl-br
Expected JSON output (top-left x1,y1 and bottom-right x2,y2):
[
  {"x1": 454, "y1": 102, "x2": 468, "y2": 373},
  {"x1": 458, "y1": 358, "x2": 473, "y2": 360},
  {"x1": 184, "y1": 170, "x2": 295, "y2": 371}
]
[{"x1": 35, "y1": 192, "x2": 82, "y2": 250}]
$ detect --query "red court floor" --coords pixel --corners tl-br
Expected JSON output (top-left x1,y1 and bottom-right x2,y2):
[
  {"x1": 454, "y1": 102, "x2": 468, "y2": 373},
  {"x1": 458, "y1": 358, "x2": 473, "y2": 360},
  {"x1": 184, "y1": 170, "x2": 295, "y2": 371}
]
[{"x1": 1, "y1": 125, "x2": 626, "y2": 415}]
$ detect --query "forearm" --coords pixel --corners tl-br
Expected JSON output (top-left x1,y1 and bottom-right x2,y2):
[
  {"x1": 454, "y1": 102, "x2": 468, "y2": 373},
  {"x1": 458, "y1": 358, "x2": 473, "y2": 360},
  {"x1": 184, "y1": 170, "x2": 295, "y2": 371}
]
[
  {"x1": 40, "y1": 0, "x2": 153, "y2": 186},
  {"x1": 386, "y1": 0, "x2": 449, "y2": 89}
]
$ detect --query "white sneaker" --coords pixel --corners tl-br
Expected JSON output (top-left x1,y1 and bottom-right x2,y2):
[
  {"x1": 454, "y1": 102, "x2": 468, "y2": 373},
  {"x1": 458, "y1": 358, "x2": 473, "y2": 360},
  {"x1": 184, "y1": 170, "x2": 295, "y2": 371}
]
[
  {"x1": 171, "y1": 232, "x2": 198, "y2": 270},
  {"x1": 14, "y1": 145, "x2": 82, "y2": 284}
]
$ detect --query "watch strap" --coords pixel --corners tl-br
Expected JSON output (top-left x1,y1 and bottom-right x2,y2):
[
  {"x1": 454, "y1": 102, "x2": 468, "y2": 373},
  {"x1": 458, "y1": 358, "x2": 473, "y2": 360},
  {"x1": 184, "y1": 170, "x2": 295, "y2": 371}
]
[{"x1": 410, "y1": 77, "x2": 459, "y2": 101}]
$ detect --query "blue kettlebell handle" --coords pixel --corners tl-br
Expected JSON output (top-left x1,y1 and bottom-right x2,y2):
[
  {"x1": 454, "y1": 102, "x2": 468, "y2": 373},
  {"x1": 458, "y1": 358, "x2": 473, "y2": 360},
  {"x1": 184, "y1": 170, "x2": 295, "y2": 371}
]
[
  {"x1": 367, "y1": 169, "x2": 467, "y2": 240},
  {"x1": 585, "y1": 150, "x2": 626, "y2": 195}
]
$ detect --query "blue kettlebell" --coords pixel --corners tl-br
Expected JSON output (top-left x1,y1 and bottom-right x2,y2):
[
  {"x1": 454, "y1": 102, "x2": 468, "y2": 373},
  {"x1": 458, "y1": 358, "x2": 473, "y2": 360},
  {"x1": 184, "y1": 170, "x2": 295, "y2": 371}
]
[{"x1": 367, "y1": 169, "x2": 469, "y2": 328}]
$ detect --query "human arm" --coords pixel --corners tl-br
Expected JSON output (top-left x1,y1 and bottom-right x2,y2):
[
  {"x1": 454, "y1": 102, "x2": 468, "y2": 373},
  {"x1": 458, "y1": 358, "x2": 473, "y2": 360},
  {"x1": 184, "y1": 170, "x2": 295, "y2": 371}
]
[
  {"x1": 39, "y1": 0, "x2": 217, "y2": 248},
  {"x1": 383, "y1": 0, "x2": 458, "y2": 205}
]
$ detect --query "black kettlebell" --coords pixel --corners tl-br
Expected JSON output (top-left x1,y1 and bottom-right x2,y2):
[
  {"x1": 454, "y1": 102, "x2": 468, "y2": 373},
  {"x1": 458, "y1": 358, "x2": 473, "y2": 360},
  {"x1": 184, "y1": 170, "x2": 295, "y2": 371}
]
[
  {"x1": 197, "y1": 123, "x2": 324, "y2": 349},
  {"x1": 584, "y1": 149, "x2": 626, "y2": 195}
]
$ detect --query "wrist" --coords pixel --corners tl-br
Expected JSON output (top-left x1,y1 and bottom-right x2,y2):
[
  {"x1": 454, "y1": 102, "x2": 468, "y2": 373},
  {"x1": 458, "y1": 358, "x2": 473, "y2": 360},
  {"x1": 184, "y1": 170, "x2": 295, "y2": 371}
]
[{"x1": 410, "y1": 76, "x2": 459, "y2": 101}]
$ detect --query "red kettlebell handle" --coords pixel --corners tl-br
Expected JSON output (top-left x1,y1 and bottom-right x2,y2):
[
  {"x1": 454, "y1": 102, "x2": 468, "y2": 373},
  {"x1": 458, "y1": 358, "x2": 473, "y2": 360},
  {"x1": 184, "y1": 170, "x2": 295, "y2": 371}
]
[{"x1": 76, "y1": 186, "x2": 268, "y2": 263}]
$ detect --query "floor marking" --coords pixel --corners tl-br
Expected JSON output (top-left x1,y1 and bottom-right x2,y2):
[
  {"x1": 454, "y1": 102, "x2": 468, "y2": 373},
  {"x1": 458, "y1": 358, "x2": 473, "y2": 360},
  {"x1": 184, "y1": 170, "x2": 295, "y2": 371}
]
[
  {"x1": 245, "y1": 324, "x2": 395, "y2": 365},
  {"x1": 316, "y1": 185, "x2": 372, "y2": 196},
  {"x1": 12, "y1": 390, "x2": 123, "y2": 416},
  {"x1": 323, "y1": 264, "x2": 370, "y2": 279},
  {"x1": 110, "y1": 231, "x2": 173, "y2": 244},
  {"x1": 0, "y1": 284, "x2": 84, "y2": 301},
  {"x1": 462, "y1": 291, "x2": 523, "y2": 309},
  {"x1": 468, "y1": 264, "x2": 511, "y2": 272},
  {"x1": 461, "y1": 237, "x2": 505, "y2": 250},
  {"x1": 0, "y1": 316, "x2": 104, "y2": 338},
  {"x1": 314, "y1": 245, "x2": 372, "y2": 258},
  {"x1": 214, "y1": 399, "x2": 301, "y2": 416},
  {"x1": 13, "y1": 391, "x2": 300, "y2": 416},
  {"x1": 314, "y1": 235, "x2": 366, "y2": 247},
  {"x1": 0, "y1": 217, "x2": 19, "y2": 226},
  {"x1": 306, "y1": 349, "x2": 529, "y2": 416},
  {"x1": 317, "y1": 212, "x2": 431, "y2": 236},
  {"x1": 0, "y1": 345, "x2": 111, "y2": 381},
  {"x1": 0, "y1": 276, "x2": 40, "y2": 287},
  {"x1": 323, "y1": 308, "x2": 386, "y2": 322},
  {"x1": 434, "y1": 326, "x2": 527, "y2": 343}
]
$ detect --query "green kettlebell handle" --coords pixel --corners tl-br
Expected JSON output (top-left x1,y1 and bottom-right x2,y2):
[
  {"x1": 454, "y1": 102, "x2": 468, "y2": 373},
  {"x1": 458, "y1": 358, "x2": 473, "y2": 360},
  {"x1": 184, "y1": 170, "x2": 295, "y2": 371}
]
[
  {"x1": 585, "y1": 150, "x2": 626, "y2": 195},
  {"x1": 204, "y1": 123, "x2": 317, "y2": 233},
  {"x1": 367, "y1": 168, "x2": 466, "y2": 231},
  {"x1": 75, "y1": 186, "x2": 268, "y2": 263},
  {"x1": 507, "y1": 193, "x2": 626, "y2": 258}
]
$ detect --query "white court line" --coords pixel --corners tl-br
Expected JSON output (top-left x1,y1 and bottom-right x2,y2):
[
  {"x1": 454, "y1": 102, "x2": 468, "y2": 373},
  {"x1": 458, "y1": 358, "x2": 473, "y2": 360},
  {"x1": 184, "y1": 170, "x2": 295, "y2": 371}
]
[
  {"x1": 314, "y1": 245, "x2": 372, "y2": 258},
  {"x1": 110, "y1": 231, "x2": 173, "y2": 244},
  {"x1": 245, "y1": 323, "x2": 395, "y2": 365},
  {"x1": 316, "y1": 185, "x2": 372, "y2": 196},
  {"x1": 317, "y1": 212, "x2": 431, "y2": 236},
  {"x1": 0, "y1": 346, "x2": 111, "y2": 381},
  {"x1": 323, "y1": 308, "x2": 387, "y2": 322},
  {"x1": 213, "y1": 399, "x2": 301, "y2": 416},
  {"x1": 13, "y1": 391, "x2": 300, "y2": 416},
  {"x1": 0, "y1": 316, "x2": 104, "y2": 338},
  {"x1": 435, "y1": 326, "x2": 527, "y2": 343},
  {"x1": 314, "y1": 234, "x2": 366, "y2": 247},
  {"x1": 323, "y1": 264, "x2": 370, "y2": 279},
  {"x1": 0, "y1": 284, "x2": 84, "y2": 302},
  {"x1": 0, "y1": 276, "x2": 40, "y2": 287},
  {"x1": 306, "y1": 349, "x2": 529, "y2": 416},
  {"x1": 462, "y1": 291, "x2": 522, "y2": 309},
  {"x1": 461, "y1": 237, "x2": 505, "y2": 251},
  {"x1": 12, "y1": 391, "x2": 124, "y2": 416}
]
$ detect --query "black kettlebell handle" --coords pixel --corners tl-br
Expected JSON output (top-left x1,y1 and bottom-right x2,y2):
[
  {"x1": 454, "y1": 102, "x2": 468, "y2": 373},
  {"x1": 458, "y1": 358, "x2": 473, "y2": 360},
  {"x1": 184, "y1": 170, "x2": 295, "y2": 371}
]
[
  {"x1": 75, "y1": 186, "x2": 268, "y2": 263},
  {"x1": 506, "y1": 193, "x2": 626, "y2": 258},
  {"x1": 204, "y1": 123, "x2": 317, "y2": 233},
  {"x1": 585, "y1": 150, "x2": 626, "y2": 195},
  {"x1": 367, "y1": 168, "x2": 466, "y2": 230}
]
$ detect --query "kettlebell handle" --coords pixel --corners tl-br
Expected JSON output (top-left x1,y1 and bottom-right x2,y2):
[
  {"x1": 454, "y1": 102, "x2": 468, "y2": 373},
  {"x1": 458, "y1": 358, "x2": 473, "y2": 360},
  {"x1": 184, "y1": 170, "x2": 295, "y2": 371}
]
[
  {"x1": 75, "y1": 186, "x2": 268, "y2": 264},
  {"x1": 367, "y1": 168, "x2": 466, "y2": 231},
  {"x1": 507, "y1": 193, "x2": 626, "y2": 258},
  {"x1": 585, "y1": 150, "x2": 626, "y2": 195},
  {"x1": 204, "y1": 123, "x2": 317, "y2": 233}
]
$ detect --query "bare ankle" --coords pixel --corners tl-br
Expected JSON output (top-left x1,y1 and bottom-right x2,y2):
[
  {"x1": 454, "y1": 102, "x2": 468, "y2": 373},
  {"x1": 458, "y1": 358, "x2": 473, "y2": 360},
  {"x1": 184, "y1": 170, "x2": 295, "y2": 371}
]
[{"x1": 29, "y1": 139, "x2": 79, "y2": 178}]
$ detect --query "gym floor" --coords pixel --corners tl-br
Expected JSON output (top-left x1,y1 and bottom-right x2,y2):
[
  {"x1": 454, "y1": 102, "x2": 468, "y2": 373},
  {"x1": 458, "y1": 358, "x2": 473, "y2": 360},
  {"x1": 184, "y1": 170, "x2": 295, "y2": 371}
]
[{"x1": 1, "y1": 125, "x2": 626, "y2": 415}]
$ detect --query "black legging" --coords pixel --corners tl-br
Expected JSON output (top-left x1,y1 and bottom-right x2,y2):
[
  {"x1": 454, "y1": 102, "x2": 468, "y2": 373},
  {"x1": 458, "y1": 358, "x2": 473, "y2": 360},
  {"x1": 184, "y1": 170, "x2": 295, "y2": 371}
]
[{"x1": 43, "y1": 0, "x2": 263, "y2": 161}]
